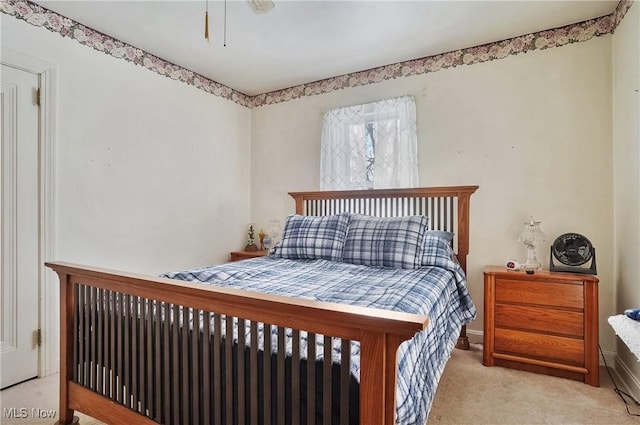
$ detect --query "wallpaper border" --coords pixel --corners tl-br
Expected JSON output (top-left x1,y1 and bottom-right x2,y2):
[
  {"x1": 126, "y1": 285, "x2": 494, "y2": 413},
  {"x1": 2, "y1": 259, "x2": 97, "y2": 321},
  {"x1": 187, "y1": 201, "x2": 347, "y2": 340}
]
[
  {"x1": 0, "y1": 0, "x2": 254, "y2": 108},
  {"x1": 1, "y1": 0, "x2": 634, "y2": 109},
  {"x1": 251, "y1": 0, "x2": 633, "y2": 108}
]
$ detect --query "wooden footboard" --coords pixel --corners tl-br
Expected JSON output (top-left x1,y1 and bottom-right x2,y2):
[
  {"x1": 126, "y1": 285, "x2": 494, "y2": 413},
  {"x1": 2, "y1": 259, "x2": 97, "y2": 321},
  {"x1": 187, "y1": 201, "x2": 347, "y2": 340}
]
[{"x1": 48, "y1": 261, "x2": 428, "y2": 425}]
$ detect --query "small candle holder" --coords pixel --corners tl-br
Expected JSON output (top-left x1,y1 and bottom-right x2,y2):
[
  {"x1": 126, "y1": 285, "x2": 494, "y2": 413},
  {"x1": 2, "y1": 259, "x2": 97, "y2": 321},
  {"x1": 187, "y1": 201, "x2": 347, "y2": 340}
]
[{"x1": 244, "y1": 223, "x2": 259, "y2": 251}]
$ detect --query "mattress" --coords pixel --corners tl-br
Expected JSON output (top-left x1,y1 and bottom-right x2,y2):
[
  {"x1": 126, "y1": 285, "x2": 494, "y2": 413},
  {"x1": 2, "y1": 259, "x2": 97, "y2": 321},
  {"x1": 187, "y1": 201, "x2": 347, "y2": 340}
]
[{"x1": 163, "y1": 255, "x2": 476, "y2": 424}]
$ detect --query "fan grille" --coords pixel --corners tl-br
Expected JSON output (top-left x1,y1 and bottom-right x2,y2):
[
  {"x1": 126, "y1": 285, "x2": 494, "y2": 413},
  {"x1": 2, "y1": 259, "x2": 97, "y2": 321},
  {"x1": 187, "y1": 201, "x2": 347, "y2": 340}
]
[{"x1": 552, "y1": 233, "x2": 593, "y2": 266}]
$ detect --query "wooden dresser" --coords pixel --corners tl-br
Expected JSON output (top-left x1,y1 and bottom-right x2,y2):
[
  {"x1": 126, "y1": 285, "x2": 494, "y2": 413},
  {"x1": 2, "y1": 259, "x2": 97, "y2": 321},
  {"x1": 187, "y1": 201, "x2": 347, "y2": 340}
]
[{"x1": 483, "y1": 265, "x2": 599, "y2": 386}]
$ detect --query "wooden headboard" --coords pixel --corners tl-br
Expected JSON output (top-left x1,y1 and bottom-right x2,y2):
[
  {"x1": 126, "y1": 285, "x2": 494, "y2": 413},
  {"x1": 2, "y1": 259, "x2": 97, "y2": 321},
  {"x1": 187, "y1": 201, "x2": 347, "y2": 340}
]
[{"x1": 288, "y1": 186, "x2": 479, "y2": 273}]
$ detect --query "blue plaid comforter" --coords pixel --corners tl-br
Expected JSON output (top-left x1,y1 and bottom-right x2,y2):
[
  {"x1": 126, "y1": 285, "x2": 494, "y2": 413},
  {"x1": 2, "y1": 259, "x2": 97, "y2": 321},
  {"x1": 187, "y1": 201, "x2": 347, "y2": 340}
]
[{"x1": 163, "y1": 256, "x2": 476, "y2": 424}]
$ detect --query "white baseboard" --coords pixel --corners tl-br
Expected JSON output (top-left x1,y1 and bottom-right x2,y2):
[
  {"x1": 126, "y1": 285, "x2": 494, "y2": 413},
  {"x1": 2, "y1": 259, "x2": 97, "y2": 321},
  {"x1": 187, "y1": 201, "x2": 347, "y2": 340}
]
[
  {"x1": 467, "y1": 328, "x2": 483, "y2": 345},
  {"x1": 611, "y1": 354, "x2": 640, "y2": 402},
  {"x1": 600, "y1": 347, "x2": 617, "y2": 367}
]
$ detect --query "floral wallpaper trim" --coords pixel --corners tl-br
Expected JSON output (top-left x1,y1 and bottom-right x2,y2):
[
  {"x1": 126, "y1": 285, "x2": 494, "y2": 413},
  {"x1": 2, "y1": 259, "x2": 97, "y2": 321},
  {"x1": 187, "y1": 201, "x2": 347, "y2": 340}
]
[
  {"x1": 1, "y1": 0, "x2": 634, "y2": 109},
  {"x1": 0, "y1": 0, "x2": 253, "y2": 108},
  {"x1": 614, "y1": 0, "x2": 634, "y2": 27},
  {"x1": 252, "y1": 0, "x2": 634, "y2": 108}
]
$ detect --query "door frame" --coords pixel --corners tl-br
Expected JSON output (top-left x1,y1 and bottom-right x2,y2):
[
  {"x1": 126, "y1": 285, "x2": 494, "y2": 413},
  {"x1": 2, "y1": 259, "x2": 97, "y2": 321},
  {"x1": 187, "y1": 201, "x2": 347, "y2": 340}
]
[{"x1": 1, "y1": 47, "x2": 57, "y2": 377}]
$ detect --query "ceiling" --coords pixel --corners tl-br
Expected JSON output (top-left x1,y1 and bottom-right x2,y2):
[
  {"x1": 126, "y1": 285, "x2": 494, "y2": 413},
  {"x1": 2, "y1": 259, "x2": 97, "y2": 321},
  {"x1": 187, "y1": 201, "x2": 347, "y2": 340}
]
[{"x1": 31, "y1": 1, "x2": 619, "y2": 96}]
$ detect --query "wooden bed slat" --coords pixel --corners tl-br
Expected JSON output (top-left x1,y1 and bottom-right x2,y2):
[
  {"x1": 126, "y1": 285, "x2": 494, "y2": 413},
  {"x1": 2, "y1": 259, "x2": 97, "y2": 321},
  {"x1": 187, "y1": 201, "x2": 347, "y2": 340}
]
[
  {"x1": 154, "y1": 301, "x2": 162, "y2": 422},
  {"x1": 307, "y1": 332, "x2": 316, "y2": 425},
  {"x1": 132, "y1": 295, "x2": 139, "y2": 410},
  {"x1": 202, "y1": 311, "x2": 211, "y2": 425},
  {"x1": 89, "y1": 287, "x2": 96, "y2": 392},
  {"x1": 77, "y1": 285, "x2": 84, "y2": 388},
  {"x1": 146, "y1": 299, "x2": 153, "y2": 417},
  {"x1": 181, "y1": 305, "x2": 189, "y2": 424},
  {"x1": 323, "y1": 335, "x2": 332, "y2": 425},
  {"x1": 340, "y1": 338, "x2": 350, "y2": 425},
  {"x1": 277, "y1": 326, "x2": 286, "y2": 425},
  {"x1": 96, "y1": 288, "x2": 103, "y2": 395},
  {"x1": 263, "y1": 323, "x2": 272, "y2": 424},
  {"x1": 121, "y1": 294, "x2": 128, "y2": 408},
  {"x1": 225, "y1": 315, "x2": 233, "y2": 425},
  {"x1": 162, "y1": 302, "x2": 171, "y2": 424},
  {"x1": 191, "y1": 308, "x2": 200, "y2": 425},
  {"x1": 117, "y1": 292, "x2": 124, "y2": 405},
  {"x1": 211, "y1": 313, "x2": 220, "y2": 425},
  {"x1": 250, "y1": 320, "x2": 259, "y2": 425},
  {"x1": 238, "y1": 318, "x2": 247, "y2": 425},
  {"x1": 292, "y1": 329, "x2": 301, "y2": 424},
  {"x1": 109, "y1": 294, "x2": 115, "y2": 404},
  {"x1": 172, "y1": 303, "x2": 180, "y2": 425}
]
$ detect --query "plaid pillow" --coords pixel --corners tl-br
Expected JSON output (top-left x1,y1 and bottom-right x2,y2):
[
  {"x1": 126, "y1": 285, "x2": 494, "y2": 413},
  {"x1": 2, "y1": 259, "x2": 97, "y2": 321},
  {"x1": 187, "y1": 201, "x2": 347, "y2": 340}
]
[
  {"x1": 425, "y1": 230, "x2": 454, "y2": 243},
  {"x1": 421, "y1": 233, "x2": 456, "y2": 268},
  {"x1": 271, "y1": 213, "x2": 350, "y2": 261},
  {"x1": 343, "y1": 214, "x2": 428, "y2": 269}
]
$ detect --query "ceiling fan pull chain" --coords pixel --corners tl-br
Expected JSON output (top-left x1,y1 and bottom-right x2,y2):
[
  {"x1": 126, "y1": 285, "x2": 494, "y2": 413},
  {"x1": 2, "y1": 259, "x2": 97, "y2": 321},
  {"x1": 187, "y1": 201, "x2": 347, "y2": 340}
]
[
  {"x1": 224, "y1": 0, "x2": 227, "y2": 47},
  {"x1": 204, "y1": 0, "x2": 210, "y2": 42}
]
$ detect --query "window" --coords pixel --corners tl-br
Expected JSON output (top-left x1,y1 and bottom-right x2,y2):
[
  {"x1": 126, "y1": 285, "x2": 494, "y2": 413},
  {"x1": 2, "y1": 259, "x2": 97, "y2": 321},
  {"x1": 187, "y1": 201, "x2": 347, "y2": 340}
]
[{"x1": 320, "y1": 96, "x2": 418, "y2": 190}]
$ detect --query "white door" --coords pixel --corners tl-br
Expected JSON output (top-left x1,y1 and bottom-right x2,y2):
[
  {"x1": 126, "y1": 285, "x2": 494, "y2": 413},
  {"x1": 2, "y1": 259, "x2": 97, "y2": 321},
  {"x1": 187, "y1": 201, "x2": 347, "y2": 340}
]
[{"x1": 1, "y1": 64, "x2": 40, "y2": 389}]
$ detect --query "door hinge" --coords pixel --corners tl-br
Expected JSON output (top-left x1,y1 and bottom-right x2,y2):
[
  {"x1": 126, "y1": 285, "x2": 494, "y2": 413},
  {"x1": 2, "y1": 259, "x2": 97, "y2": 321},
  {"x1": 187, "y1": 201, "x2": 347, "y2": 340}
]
[
  {"x1": 36, "y1": 87, "x2": 41, "y2": 107},
  {"x1": 36, "y1": 328, "x2": 42, "y2": 347}
]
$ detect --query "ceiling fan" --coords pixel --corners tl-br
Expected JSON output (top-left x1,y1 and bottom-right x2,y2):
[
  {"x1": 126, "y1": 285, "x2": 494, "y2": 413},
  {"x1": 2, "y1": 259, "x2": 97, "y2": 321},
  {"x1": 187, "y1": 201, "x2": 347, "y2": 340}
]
[{"x1": 248, "y1": 0, "x2": 275, "y2": 14}]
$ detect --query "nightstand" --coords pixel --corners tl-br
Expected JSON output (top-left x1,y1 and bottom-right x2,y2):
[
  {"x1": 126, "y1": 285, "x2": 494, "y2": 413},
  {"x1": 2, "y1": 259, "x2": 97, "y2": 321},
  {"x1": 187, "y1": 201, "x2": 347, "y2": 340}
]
[
  {"x1": 229, "y1": 250, "x2": 268, "y2": 262},
  {"x1": 483, "y1": 265, "x2": 599, "y2": 386}
]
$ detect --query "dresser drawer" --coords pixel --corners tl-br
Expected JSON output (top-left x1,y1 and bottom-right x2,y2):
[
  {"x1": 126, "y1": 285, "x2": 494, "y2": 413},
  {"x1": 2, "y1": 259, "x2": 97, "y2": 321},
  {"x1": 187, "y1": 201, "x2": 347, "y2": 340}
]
[
  {"x1": 495, "y1": 279, "x2": 584, "y2": 309},
  {"x1": 495, "y1": 304, "x2": 584, "y2": 337},
  {"x1": 494, "y1": 328, "x2": 585, "y2": 365}
]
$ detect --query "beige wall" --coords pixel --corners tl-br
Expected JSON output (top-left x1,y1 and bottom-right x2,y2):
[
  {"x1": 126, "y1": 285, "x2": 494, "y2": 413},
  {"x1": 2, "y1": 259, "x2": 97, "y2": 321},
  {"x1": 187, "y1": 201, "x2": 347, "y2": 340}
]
[
  {"x1": 1, "y1": 17, "x2": 253, "y2": 273},
  {"x1": 613, "y1": 2, "x2": 640, "y2": 399},
  {"x1": 251, "y1": 37, "x2": 615, "y2": 351}
]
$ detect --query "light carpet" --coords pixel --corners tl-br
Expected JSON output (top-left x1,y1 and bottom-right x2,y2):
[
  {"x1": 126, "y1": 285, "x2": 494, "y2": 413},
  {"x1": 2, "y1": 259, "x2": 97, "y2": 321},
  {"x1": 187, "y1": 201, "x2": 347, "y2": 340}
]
[{"x1": 429, "y1": 344, "x2": 640, "y2": 424}]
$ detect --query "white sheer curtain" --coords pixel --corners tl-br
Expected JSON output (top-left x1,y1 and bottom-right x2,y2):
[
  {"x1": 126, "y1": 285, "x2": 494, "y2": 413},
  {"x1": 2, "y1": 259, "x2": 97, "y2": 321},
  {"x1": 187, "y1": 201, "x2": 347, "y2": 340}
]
[{"x1": 320, "y1": 95, "x2": 418, "y2": 190}]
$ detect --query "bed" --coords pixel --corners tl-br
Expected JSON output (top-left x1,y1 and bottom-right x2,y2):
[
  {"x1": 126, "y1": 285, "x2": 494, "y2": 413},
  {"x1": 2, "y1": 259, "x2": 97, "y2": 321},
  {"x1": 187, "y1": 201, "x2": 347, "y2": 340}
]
[{"x1": 47, "y1": 185, "x2": 478, "y2": 425}]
